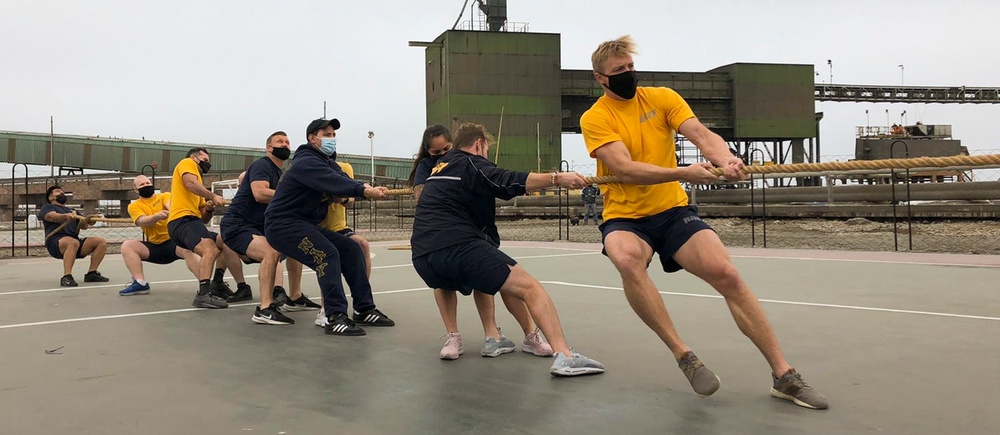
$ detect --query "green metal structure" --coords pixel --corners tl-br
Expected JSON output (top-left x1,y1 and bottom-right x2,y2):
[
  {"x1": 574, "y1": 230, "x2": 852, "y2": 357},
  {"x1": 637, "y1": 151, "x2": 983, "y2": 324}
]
[
  {"x1": 421, "y1": 30, "x2": 563, "y2": 173},
  {"x1": 0, "y1": 130, "x2": 414, "y2": 182}
]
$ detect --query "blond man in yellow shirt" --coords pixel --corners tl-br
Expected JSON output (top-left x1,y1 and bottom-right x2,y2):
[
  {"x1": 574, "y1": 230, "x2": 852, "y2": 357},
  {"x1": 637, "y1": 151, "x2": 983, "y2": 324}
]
[
  {"x1": 581, "y1": 35, "x2": 827, "y2": 409},
  {"x1": 119, "y1": 175, "x2": 201, "y2": 296}
]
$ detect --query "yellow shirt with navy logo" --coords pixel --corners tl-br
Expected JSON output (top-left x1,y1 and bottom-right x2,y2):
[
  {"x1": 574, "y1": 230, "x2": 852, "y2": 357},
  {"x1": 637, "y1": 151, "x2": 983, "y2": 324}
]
[
  {"x1": 128, "y1": 192, "x2": 172, "y2": 244},
  {"x1": 320, "y1": 161, "x2": 354, "y2": 232},
  {"x1": 580, "y1": 87, "x2": 696, "y2": 220},
  {"x1": 168, "y1": 158, "x2": 206, "y2": 223}
]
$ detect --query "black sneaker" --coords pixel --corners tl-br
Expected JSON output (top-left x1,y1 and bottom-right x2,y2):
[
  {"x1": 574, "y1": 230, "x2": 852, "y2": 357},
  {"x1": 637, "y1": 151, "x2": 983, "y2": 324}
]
[
  {"x1": 192, "y1": 292, "x2": 229, "y2": 309},
  {"x1": 211, "y1": 280, "x2": 235, "y2": 299},
  {"x1": 252, "y1": 304, "x2": 295, "y2": 325},
  {"x1": 227, "y1": 283, "x2": 253, "y2": 303},
  {"x1": 325, "y1": 312, "x2": 366, "y2": 336},
  {"x1": 353, "y1": 308, "x2": 395, "y2": 327},
  {"x1": 83, "y1": 270, "x2": 110, "y2": 282},
  {"x1": 60, "y1": 274, "x2": 78, "y2": 287},
  {"x1": 272, "y1": 286, "x2": 289, "y2": 307},
  {"x1": 282, "y1": 294, "x2": 322, "y2": 312}
]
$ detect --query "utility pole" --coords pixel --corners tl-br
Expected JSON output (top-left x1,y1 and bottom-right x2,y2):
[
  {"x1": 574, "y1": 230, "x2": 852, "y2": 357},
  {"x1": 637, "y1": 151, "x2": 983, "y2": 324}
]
[{"x1": 49, "y1": 116, "x2": 54, "y2": 177}]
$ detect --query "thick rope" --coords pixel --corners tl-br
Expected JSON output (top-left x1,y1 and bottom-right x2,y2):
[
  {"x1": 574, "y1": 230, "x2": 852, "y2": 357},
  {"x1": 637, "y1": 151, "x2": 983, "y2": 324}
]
[
  {"x1": 706, "y1": 154, "x2": 1000, "y2": 177},
  {"x1": 381, "y1": 154, "x2": 1000, "y2": 196},
  {"x1": 88, "y1": 216, "x2": 137, "y2": 225},
  {"x1": 44, "y1": 219, "x2": 74, "y2": 241}
]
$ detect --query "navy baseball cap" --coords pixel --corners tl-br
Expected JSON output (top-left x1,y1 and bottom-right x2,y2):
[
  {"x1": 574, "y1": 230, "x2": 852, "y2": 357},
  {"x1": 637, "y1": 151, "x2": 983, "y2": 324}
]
[{"x1": 306, "y1": 118, "x2": 341, "y2": 138}]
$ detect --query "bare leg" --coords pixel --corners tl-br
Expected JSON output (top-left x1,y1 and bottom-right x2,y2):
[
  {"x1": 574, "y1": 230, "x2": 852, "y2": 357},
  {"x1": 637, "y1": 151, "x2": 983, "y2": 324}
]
[
  {"x1": 218, "y1": 240, "x2": 245, "y2": 283},
  {"x1": 604, "y1": 231, "x2": 692, "y2": 360},
  {"x1": 193, "y1": 238, "x2": 220, "y2": 281},
  {"x1": 497, "y1": 265, "x2": 571, "y2": 357},
  {"x1": 81, "y1": 237, "x2": 108, "y2": 272},
  {"x1": 286, "y1": 258, "x2": 304, "y2": 299},
  {"x1": 58, "y1": 237, "x2": 80, "y2": 275},
  {"x1": 274, "y1": 261, "x2": 285, "y2": 288},
  {"x1": 473, "y1": 291, "x2": 500, "y2": 339},
  {"x1": 499, "y1": 291, "x2": 537, "y2": 336},
  {"x1": 674, "y1": 230, "x2": 791, "y2": 376},
  {"x1": 434, "y1": 289, "x2": 459, "y2": 333},
  {"x1": 350, "y1": 234, "x2": 371, "y2": 278},
  {"x1": 121, "y1": 239, "x2": 149, "y2": 281},
  {"x1": 176, "y1": 247, "x2": 200, "y2": 276},
  {"x1": 245, "y1": 235, "x2": 279, "y2": 308}
]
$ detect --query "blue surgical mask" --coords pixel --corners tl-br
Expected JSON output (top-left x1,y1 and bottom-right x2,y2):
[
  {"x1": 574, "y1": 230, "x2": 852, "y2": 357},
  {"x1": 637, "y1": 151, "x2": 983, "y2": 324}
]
[{"x1": 320, "y1": 137, "x2": 337, "y2": 156}]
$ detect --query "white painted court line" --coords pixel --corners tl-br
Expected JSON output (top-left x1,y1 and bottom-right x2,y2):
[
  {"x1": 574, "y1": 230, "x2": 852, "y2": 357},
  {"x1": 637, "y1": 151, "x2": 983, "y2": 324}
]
[
  {"x1": 1, "y1": 252, "x2": 596, "y2": 296},
  {"x1": 0, "y1": 288, "x2": 430, "y2": 330},
  {"x1": 3, "y1": 274, "x2": 997, "y2": 330},
  {"x1": 541, "y1": 281, "x2": 1000, "y2": 322},
  {"x1": 0, "y1": 302, "x2": 256, "y2": 330},
  {"x1": 729, "y1": 254, "x2": 1000, "y2": 269}
]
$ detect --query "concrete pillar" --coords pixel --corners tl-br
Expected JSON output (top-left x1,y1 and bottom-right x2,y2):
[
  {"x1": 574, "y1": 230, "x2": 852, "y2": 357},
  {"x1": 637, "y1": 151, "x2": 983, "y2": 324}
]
[
  {"x1": 791, "y1": 138, "x2": 805, "y2": 163},
  {"x1": 119, "y1": 200, "x2": 131, "y2": 218}
]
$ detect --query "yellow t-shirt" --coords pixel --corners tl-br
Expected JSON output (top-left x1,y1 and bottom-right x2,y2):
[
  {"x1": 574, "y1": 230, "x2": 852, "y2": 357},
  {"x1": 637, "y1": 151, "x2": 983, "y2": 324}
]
[
  {"x1": 320, "y1": 161, "x2": 354, "y2": 232},
  {"x1": 128, "y1": 192, "x2": 171, "y2": 244},
  {"x1": 168, "y1": 158, "x2": 206, "y2": 223},
  {"x1": 580, "y1": 87, "x2": 696, "y2": 220}
]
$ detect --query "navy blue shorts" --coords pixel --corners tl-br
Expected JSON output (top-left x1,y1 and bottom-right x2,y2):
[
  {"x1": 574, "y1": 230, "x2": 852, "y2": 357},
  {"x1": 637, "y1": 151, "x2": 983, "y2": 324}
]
[
  {"x1": 167, "y1": 216, "x2": 217, "y2": 252},
  {"x1": 45, "y1": 236, "x2": 88, "y2": 259},
  {"x1": 336, "y1": 228, "x2": 357, "y2": 238},
  {"x1": 220, "y1": 217, "x2": 262, "y2": 258},
  {"x1": 412, "y1": 240, "x2": 517, "y2": 296},
  {"x1": 599, "y1": 205, "x2": 714, "y2": 273},
  {"x1": 142, "y1": 240, "x2": 181, "y2": 265}
]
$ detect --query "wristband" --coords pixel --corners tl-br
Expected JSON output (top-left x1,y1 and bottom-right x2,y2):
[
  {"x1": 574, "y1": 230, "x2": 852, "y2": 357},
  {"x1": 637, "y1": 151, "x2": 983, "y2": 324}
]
[{"x1": 551, "y1": 172, "x2": 557, "y2": 186}]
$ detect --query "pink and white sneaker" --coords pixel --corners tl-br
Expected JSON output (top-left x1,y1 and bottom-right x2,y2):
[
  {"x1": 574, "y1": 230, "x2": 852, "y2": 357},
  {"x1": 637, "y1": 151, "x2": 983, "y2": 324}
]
[
  {"x1": 522, "y1": 328, "x2": 554, "y2": 357},
  {"x1": 440, "y1": 332, "x2": 463, "y2": 360}
]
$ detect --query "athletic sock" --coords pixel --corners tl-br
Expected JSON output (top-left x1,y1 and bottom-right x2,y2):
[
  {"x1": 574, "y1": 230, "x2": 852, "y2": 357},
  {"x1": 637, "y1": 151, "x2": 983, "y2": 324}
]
[
  {"x1": 212, "y1": 268, "x2": 225, "y2": 283},
  {"x1": 198, "y1": 279, "x2": 211, "y2": 295},
  {"x1": 136, "y1": 279, "x2": 148, "y2": 286}
]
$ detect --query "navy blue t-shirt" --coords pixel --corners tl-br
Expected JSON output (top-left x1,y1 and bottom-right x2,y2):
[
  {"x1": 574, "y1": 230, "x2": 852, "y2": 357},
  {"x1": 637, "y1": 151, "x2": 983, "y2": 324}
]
[
  {"x1": 224, "y1": 156, "x2": 281, "y2": 229},
  {"x1": 412, "y1": 155, "x2": 441, "y2": 186},
  {"x1": 410, "y1": 148, "x2": 529, "y2": 257},
  {"x1": 38, "y1": 204, "x2": 80, "y2": 239}
]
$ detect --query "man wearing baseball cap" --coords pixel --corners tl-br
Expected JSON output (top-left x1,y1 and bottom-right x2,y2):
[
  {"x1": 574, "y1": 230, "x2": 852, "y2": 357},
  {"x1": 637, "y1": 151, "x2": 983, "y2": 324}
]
[{"x1": 264, "y1": 118, "x2": 395, "y2": 336}]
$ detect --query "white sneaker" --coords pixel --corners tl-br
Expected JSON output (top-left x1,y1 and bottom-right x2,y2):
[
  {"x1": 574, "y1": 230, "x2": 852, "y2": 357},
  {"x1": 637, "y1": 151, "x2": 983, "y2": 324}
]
[
  {"x1": 550, "y1": 351, "x2": 605, "y2": 377},
  {"x1": 315, "y1": 307, "x2": 328, "y2": 327}
]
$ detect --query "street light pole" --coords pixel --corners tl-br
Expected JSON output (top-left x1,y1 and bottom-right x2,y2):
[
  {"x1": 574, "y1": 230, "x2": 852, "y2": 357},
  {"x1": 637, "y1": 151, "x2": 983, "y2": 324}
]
[
  {"x1": 898, "y1": 64, "x2": 904, "y2": 85},
  {"x1": 50, "y1": 116, "x2": 54, "y2": 177},
  {"x1": 367, "y1": 131, "x2": 375, "y2": 185},
  {"x1": 827, "y1": 59, "x2": 833, "y2": 84}
]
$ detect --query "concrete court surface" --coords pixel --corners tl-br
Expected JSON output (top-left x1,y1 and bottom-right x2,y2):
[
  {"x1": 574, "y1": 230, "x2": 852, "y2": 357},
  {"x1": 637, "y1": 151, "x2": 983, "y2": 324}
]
[{"x1": 0, "y1": 241, "x2": 997, "y2": 435}]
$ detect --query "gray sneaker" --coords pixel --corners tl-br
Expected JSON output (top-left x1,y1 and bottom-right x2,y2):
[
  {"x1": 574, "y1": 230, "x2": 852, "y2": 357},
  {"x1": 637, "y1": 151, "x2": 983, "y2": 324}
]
[
  {"x1": 770, "y1": 369, "x2": 829, "y2": 409},
  {"x1": 678, "y1": 351, "x2": 721, "y2": 396},
  {"x1": 481, "y1": 331, "x2": 516, "y2": 357},
  {"x1": 191, "y1": 292, "x2": 228, "y2": 309},
  {"x1": 549, "y1": 351, "x2": 605, "y2": 377}
]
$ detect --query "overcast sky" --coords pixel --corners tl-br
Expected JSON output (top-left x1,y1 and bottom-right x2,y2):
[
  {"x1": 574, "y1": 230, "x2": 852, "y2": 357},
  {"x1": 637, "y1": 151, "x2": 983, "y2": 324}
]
[{"x1": 3, "y1": 0, "x2": 999, "y2": 176}]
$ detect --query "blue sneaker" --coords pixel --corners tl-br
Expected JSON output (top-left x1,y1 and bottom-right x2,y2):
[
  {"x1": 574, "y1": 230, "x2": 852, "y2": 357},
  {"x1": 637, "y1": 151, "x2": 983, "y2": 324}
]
[{"x1": 119, "y1": 280, "x2": 151, "y2": 296}]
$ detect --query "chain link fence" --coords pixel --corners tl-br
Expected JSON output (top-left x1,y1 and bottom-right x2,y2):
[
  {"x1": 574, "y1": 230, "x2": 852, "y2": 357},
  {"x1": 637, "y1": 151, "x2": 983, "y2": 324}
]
[{"x1": 4, "y1": 151, "x2": 999, "y2": 258}]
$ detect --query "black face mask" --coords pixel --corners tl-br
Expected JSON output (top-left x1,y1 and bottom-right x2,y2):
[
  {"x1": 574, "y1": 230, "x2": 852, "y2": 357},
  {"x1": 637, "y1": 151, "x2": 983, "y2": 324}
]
[
  {"x1": 271, "y1": 147, "x2": 291, "y2": 161},
  {"x1": 603, "y1": 70, "x2": 638, "y2": 100},
  {"x1": 55, "y1": 194, "x2": 68, "y2": 204},
  {"x1": 138, "y1": 186, "x2": 155, "y2": 198},
  {"x1": 198, "y1": 159, "x2": 212, "y2": 174}
]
